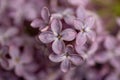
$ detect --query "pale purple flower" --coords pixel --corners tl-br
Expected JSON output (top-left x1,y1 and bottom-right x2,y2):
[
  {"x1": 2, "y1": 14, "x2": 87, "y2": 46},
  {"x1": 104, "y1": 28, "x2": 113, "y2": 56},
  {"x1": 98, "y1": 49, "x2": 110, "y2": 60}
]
[
  {"x1": 74, "y1": 6, "x2": 95, "y2": 46},
  {"x1": 39, "y1": 19, "x2": 77, "y2": 54},
  {"x1": 94, "y1": 36, "x2": 120, "y2": 64},
  {"x1": 9, "y1": 0, "x2": 37, "y2": 25},
  {"x1": 49, "y1": 45, "x2": 84, "y2": 72},
  {"x1": 8, "y1": 45, "x2": 33, "y2": 76},
  {"x1": 31, "y1": 7, "x2": 50, "y2": 31}
]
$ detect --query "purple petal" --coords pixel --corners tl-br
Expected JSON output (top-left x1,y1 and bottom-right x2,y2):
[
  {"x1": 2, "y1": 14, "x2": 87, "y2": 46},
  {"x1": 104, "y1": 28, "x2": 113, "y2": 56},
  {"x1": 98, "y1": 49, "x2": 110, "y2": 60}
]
[
  {"x1": 4, "y1": 28, "x2": 19, "y2": 38},
  {"x1": 61, "y1": 28, "x2": 77, "y2": 41},
  {"x1": 76, "y1": 6, "x2": 86, "y2": 21},
  {"x1": 15, "y1": 65, "x2": 24, "y2": 76},
  {"x1": 85, "y1": 16, "x2": 95, "y2": 28},
  {"x1": 0, "y1": 58, "x2": 9, "y2": 69},
  {"x1": 41, "y1": 7, "x2": 50, "y2": 23},
  {"x1": 60, "y1": 59, "x2": 70, "y2": 72},
  {"x1": 51, "y1": 19, "x2": 62, "y2": 35},
  {"x1": 21, "y1": 53, "x2": 32, "y2": 64},
  {"x1": 64, "y1": 15, "x2": 75, "y2": 25},
  {"x1": 9, "y1": 46, "x2": 20, "y2": 59},
  {"x1": 52, "y1": 39, "x2": 65, "y2": 54},
  {"x1": 74, "y1": 19, "x2": 83, "y2": 30},
  {"x1": 104, "y1": 36, "x2": 117, "y2": 50},
  {"x1": 86, "y1": 30, "x2": 96, "y2": 42},
  {"x1": 31, "y1": 19, "x2": 46, "y2": 29},
  {"x1": 49, "y1": 54, "x2": 66, "y2": 63},
  {"x1": 69, "y1": 54, "x2": 83, "y2": 66},
  {"x1": 75, "y1": 45, "x2": 86, "y2": 55},
  {"x1": 95, "y1": 52, "x2": 109, "y2": 63},
  {"x1": 76, "y1": 32, "x2": 87, "y2": 46},
  {"x1": 38, "y1": 31, "x2": 55, "y2": 43}
]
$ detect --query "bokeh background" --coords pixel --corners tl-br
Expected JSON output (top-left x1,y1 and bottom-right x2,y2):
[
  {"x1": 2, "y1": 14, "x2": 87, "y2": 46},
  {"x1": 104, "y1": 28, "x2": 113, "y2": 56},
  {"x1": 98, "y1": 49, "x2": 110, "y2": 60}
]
[{"x1": 0, "y1": 0, "x2": 120, "y2": 80}]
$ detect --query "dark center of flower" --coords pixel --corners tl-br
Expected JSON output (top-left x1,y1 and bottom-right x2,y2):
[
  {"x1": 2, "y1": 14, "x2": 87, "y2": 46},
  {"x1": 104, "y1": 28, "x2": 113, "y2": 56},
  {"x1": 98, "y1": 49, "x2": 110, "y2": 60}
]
[
  {"x1": 15, "y1": 58, "x2": 20, "y2": 63},
  {"x1": 81, "y1": 28, "x2": 86, "y2": 32},
  {"x1": 57, "y1": 34, "x2": 62, "y2": 40}
]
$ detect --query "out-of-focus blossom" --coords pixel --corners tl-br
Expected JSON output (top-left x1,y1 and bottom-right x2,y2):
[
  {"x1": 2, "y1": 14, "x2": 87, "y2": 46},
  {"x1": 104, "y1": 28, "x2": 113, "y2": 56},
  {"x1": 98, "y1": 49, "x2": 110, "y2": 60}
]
[
  {"x1": 74, "y1": 6, "x2": 95, "y2": 46},
  {"x1": 49, "y1": 45, "x2": 84, "y2": 72},
  {"x1": 39, "y1": 19, "x2": 76, "y2": 54},
  {"x1": 94, "y1": 36, "x2": 120, "y2": 65},
  {"x1": 9, "y1": 0, "x2": 38, "y2": 25},
  {"x1": 8, "y1": 45, "x2": 33, "y2": 76}
]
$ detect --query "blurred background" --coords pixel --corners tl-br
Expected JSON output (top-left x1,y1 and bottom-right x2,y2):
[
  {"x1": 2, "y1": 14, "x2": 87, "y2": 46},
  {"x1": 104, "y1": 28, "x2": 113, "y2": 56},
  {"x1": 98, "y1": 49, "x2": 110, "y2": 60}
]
[{"x1": 0, "y1": 0, "x2": 120, "y2": 80}]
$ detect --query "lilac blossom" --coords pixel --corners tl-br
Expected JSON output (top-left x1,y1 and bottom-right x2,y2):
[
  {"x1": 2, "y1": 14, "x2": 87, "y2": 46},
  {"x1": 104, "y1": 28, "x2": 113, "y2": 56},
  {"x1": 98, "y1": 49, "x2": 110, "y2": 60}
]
[
  {"x1": 39, "y1": 19, "x2": 76, "y2": 54},
  {"x1": 31, "y1": 7, "x2": 50, "y2": 31},
  {"x1": 9, "y1": 0, "x2": 38, "y2": 25},
  {"x1": 94, "y1": 36, "x2": 120, "y2": 65},
  {"x1": 0, "y1": 0, "x2": 120, "y2": 80},
  {"x1": 49, "y1": 45, "x2": 84, "y2": 72},
  {"x1": 8, "y1": 45, "x2": 33, "y2": 77},
  {"x1": 74, "y1": 6, "x2": 96, "y2": 46}
]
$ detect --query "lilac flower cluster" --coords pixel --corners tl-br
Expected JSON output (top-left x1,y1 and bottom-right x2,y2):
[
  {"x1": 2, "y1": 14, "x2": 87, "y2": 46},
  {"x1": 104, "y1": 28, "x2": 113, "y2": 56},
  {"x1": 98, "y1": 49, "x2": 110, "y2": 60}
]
[
  {"x1": 0, "y1": 0, "x2": 120, "y2": 80},
  {"x1": 31, "y1": 6, "x2": 96, "y2": 72}
]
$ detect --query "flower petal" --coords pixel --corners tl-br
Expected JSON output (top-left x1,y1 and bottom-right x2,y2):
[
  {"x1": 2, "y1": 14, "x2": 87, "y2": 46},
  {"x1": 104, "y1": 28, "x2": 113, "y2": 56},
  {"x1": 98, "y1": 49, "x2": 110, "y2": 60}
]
[
  {"x1": 76, "y1": 32, "x2": 87, "y2": 46},
  {"x1": 74, "y1": 19, "x2": 83, "y2": 30},
  {"x1": 95, "y1": 52, "x2": 109, "y2": 63},
  {"x1": 86, "y1": 30, "x2": 96, "y2": 42},
  {"x1": 61, "y1": 28, "x2": 77, "y2": 41},
  {"x1": 49, "y1": 54, "x2": 66, "y2": 63},
  {"x1": 104, "y1": 36, "x2": 117, "y2": 50},
  {"x1": 21, "y1": 53, "x2": 32, "y2": 64},
  {"x1": 64, "y1": 15, "x2": 75, "y2": 25},
  {"x1": 60, "y1": 59, "x2": 70, "y2": 72},
  {"x1": 75, "y1": 45, "x2": 86, "y2": 56},
  {"x1": 51, "y1": 19, "x2": 62, "y2": 35},
  {"x1": 52, "y1": 39, "x2": 65, "y2": 54},
  {"x1": 69, "y1": 54, "x2": 84, "y2": 66},
  {"x1": 41, "y1": 7, "x2": 50, "y2": 23},
  {"x1": 85, "y1": 16, "x2": 95, "y2": 28},
  {"x1": 4, "y1": 28, "x2": 19, "y2": 38},
  {"x1": 0, "y1": 58, "x2": 9, "y2": 69},
  {"x1": 9, "y1": 45, "x2": 20, "y2": 59},
  {"x1": 38, "y1": 31, "x2": 55, "y2": 43},
  {"x1": 15, "y1": 65, "x2": 24, "y2": 76},
  {"x1": 76, "y1": 6, "x2": 86, "y2": 21},
  {"x1": 31, "y1": 19, "x2": 46, "y2": 29}
]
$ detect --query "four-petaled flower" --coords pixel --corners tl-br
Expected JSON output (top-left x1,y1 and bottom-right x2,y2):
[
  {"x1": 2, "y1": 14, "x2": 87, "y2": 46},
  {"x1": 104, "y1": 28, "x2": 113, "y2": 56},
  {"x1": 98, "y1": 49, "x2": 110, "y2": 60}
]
[
  {"x1": 49, "y1": 45, "x2": 84, "y2": 72},
  {"x1": 8, "y1": 45, "x2": 33, "y2": 76},
  {"x1": 31, "y1": 7, "x2": 50, "y2": 31},
  {"x1": 39, "y1": 19, "x2": 77, "y2": 54},
  {"x1": 74, "y1": 6, "x2": 96, "y2": 46}
]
